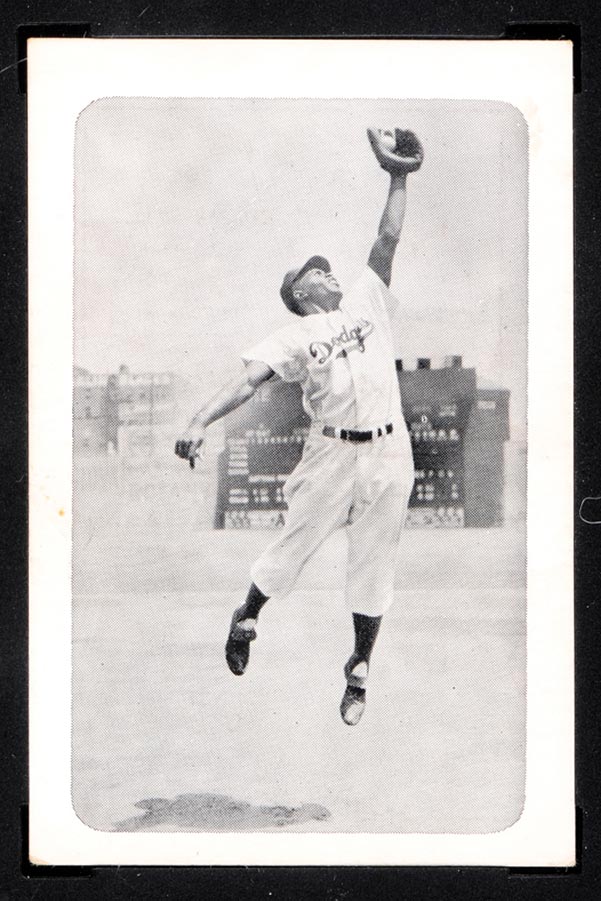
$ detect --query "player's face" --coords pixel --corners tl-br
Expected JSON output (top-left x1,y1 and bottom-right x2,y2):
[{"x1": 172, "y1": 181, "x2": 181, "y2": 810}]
[{"x1": 294, "y1": 268, "x2": 342, "y2": 314}]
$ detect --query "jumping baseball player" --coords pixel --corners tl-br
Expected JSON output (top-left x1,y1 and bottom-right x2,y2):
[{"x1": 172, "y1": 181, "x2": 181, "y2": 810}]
[{"x1": 176, "y1": 129, "x2": 423, "y2": 725}]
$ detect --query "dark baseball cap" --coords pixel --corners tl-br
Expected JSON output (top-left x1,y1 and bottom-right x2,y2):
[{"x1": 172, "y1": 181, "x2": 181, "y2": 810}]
[{"x1": 280, "y1": 255, "x2": 331, "y2": 313}]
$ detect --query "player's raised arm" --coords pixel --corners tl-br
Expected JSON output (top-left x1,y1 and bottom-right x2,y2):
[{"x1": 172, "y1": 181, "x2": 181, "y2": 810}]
[
  {"x1": 175, "y1": 360, "x2": 274, "y2": 468},
  {"x1": 367, "y1": 129, "x2": 423, "y2": 288}
]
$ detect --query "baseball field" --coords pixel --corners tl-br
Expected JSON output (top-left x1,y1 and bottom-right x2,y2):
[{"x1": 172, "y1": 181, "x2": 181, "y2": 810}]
[{"x1": 72, "y1": 455, "x2": 526, "y2": 835}]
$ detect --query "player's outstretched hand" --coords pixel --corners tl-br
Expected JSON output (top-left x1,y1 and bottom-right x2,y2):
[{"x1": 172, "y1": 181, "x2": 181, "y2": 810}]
[
  {"x1": 174, "y1": 427, "x2": 206, "y2": 469},
  {"x1": 367, "y1": 128, "x2": 424, "y2": 175}
]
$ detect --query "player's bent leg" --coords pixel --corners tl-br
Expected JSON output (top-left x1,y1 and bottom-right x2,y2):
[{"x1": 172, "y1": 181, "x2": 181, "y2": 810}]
[
  {"x1": 228, "y1": 435, "x2": 353, "y2": 679},
  {"x1": 345, "y1": 457, "x2": 414, "y2": 617},
  {"x1": 340, "y1": 612, "x2": 382, "y2": 726},
  {"x1": 250, "y1": 441, "x2": 353, "y2": 599},
  {"x1": 250, "y1": 509, "x2": 347, "y2": 600},
  {"x1": 225, "y1": 583, "x2": 269, "y2": 676},
  {"x1": 341, "y1": 442, "x2": 414, "y2": 722}
]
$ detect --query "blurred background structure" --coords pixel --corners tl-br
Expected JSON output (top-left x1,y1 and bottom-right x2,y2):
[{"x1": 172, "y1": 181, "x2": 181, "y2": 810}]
[
  {"x1": 74, "y1": 363, "x2": 177, "y2": 457},
  {"x1": 73, "y1": 357, "x2": 525, "y2": 531},
  {"x1": 215, "y1": 355, "x2": 511, "y2": 531}
]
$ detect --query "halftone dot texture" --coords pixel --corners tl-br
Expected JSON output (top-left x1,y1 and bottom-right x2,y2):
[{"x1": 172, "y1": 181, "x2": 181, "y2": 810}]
[{"x1": 72, "y1": 99, "x2": 526, "y2": 834}]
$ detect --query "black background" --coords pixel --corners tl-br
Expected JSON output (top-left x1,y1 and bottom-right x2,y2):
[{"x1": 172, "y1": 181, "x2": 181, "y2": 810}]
[{"x1": 2, "y1": 2, "x2": 599, "y2": 898}]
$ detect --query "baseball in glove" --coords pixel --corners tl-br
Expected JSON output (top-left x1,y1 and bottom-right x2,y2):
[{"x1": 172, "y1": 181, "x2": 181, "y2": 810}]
[{"x1": 367, "y1": 128, "x2": 424, "y2": 174}]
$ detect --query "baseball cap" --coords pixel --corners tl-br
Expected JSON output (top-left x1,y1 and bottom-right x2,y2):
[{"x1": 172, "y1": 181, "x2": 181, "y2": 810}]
[{"x1": 280, "y1": 255, "x2": 331, "y2": 313}]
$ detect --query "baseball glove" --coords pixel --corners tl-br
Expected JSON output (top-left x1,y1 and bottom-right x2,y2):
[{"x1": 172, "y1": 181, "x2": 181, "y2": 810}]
[{"x1": 367, "y1": 128, "x2": 424, "y2": 174}]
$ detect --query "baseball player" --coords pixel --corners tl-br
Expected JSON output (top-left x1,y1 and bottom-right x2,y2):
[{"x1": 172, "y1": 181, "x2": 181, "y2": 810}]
[{"x1": 176, "y1": 129, "x2": 423, "y2": 725}]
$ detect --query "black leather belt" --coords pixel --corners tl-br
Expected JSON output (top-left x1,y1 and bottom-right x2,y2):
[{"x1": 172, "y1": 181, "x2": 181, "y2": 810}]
[{"x1": 322, "y1": 423, "x2": 393, "y2": 442}]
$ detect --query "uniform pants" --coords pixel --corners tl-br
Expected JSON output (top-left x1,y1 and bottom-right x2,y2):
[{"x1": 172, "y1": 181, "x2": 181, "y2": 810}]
[{"x1": 250, "y1": 424, "x2": 415, "y2": 617}]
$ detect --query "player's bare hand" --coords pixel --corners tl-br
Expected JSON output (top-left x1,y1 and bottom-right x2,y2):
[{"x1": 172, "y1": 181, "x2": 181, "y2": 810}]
[
  {"x1": 174, "y1": 427, "x2": 206, "y2": 469},
  {"x1": 367, "y1": 128, "x2": 424, "y2": 175}
]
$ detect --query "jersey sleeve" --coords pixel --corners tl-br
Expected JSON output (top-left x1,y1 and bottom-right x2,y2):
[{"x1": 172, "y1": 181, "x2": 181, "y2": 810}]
[
  {"x1": 362, "y1": 265, "x2": 401, "y2": 318},
  {"x1": 241, "y1": 327, "x2": 306, "y2": 383},
  {"x1": 341, "y1": 265, "x2": 400, "y2": 321}
]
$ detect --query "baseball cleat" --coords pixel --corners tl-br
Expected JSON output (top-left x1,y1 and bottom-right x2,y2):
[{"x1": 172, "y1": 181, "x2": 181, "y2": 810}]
[
  {"x1": 340, "y1": 655, "x2": 369, "y2": 725},
  {"x1": 225, "y1": 607, "x2": 257, "y2": 676},
  {"x1": 340, "y1": 685, "x2": 367, "y2": 726}
]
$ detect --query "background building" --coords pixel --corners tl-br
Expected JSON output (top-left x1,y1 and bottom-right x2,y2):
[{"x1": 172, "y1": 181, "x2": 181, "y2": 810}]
[
  {"x1": 74, "y1": 359, "x2": 516, "y2": 529},
  {"x1": 74, "y1": 365, "x2": 176, "y2": 457},
  {"x1": 73, "y1": 366, "x2": 113, "y2": 455}
]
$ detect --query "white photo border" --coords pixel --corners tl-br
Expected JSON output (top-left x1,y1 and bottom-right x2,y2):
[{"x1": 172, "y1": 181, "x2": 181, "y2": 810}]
[{"x1": 28, "y1": 38, "x2": 574, "y2": 866}]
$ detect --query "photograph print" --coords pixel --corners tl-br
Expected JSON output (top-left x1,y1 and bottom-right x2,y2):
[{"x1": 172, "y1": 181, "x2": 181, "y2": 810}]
[{"x1": 71, "y1": 97, "x2": 528, "y2": 836}]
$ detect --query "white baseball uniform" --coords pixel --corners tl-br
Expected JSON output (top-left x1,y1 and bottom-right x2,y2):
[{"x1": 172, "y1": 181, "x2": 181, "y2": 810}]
[{"x1": 241, "y1": 265, "x2": 415, "y2": 616}]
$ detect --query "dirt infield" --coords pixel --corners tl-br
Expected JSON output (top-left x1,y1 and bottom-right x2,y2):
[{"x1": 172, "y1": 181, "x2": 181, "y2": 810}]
[{"x1": 72, "y1": 460, "x2": 526, "y2": 834}]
